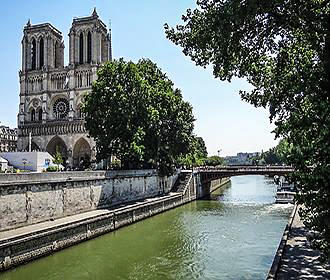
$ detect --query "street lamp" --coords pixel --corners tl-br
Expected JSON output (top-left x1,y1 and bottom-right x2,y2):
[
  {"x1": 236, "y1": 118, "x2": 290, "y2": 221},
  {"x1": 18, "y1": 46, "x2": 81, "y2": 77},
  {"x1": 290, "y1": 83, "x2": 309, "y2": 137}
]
[{"x1": 22, "y1": 158, "x2": 27, "y2": 171}]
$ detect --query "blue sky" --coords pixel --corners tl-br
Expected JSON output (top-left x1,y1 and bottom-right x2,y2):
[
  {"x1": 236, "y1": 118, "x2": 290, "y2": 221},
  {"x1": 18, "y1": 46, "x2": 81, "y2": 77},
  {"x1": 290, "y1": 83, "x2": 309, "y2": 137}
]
[{"x1": 0, "y1": 0, "x2": 278, "y2": 156}]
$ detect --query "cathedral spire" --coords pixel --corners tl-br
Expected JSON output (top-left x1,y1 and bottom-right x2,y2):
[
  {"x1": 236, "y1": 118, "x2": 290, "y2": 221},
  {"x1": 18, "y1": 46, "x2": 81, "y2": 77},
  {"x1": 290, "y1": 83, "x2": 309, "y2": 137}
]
[
  {"x1": 92, "y1": 7, "x2": 98, "y2": 18},
  {"x1": 26, "y1": 19, "x2": 31, "y2": 27}
]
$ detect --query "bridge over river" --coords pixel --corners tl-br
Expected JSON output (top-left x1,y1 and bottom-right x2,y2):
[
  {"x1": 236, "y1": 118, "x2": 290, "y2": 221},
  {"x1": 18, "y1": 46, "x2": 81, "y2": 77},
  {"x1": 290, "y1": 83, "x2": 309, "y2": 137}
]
[{"x1": 196, "y1": 165, "x2": 294, "y2": 184}]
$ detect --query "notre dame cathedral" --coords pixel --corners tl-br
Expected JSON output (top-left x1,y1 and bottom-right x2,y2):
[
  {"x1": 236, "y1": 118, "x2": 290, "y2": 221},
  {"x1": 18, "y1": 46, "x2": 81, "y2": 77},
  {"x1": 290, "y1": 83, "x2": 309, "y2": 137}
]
[{"x1": 17, "y1": 9, "x2": 112, "y2": 168}]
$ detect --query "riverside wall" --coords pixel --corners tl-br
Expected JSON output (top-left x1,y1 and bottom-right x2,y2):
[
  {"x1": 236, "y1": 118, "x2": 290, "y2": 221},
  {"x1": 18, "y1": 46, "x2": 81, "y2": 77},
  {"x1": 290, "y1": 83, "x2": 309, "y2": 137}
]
[
  {"x1": 0, "y1": 170, "x2": 197, "y2": 271},
  {"x1": 266, "y1": 204, "x2": 298, "y2": 280},
  {"x1": 209, "y1": 177, "x2": 231, "y2": 193},
  {"x1": 0, "y1": 170, "x2": 178, "y2": 232},
  {"x1": 195, "y1": 174, "x2": 230, "y2": 198}
]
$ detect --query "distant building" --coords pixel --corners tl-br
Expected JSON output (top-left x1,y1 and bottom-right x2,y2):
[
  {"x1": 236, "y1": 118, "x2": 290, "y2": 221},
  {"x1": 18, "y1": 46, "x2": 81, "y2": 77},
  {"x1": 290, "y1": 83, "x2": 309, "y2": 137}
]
[
  {"x1": 225, "y1": 152, "x2": 260, "y2": 165},
  {"x1": 0, "y1": 125, "x2": 18, "y2": 152}
]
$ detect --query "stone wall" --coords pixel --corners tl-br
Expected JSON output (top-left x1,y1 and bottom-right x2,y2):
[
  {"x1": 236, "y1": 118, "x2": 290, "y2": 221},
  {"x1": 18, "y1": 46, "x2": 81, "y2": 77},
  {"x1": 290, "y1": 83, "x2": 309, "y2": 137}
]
[
  {"x1": 0, "y1": 170, "x2": 178, "y2": 232},
  {"x1": 0, "y1": 170, "x2": 105, "y2": 184},
  {"x1": 195, "y1": 173, "x2": 230, "y2": 198},
  {"x1": 209, "y1": 177, "x2": 231, "y2": 193}
]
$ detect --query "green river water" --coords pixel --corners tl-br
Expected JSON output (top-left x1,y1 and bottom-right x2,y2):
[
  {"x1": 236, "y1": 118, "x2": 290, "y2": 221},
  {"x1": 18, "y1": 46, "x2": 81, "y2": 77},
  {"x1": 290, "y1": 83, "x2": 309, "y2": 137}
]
[{"x1": 0, "y1": 175, "x2": 292, "y2": 280}]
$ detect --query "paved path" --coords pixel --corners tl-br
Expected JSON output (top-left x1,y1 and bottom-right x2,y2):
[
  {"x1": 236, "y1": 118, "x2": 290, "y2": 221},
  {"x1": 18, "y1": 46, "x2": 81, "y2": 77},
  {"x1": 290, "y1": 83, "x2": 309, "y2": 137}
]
[
  {"x1": 276, "y1": 207, "x2": 330, "y2": 279},
  {"x1": 0, "y1": 209, "x2": 111, "y2": 242},
  {"x1": 0, "y1": 193, "x2": 178, "y2": 243}
]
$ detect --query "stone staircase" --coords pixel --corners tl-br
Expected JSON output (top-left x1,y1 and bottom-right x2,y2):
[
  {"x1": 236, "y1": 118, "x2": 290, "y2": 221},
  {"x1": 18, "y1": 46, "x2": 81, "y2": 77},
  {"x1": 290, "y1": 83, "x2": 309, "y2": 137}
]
[{"x1": 171, "y1": 171, "x2": 192, "y2": 194}]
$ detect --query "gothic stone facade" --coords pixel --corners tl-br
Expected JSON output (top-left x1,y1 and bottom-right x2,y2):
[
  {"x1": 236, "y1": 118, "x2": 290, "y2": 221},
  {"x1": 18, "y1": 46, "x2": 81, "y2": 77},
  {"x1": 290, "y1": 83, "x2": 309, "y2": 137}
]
[{"x1": 17, "y1": 9, "x2": 112, "y2": 168}]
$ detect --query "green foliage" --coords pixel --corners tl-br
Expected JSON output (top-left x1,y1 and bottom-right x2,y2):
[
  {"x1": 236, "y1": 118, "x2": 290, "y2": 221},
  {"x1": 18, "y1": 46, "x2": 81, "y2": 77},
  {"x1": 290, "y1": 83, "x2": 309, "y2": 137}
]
[
  {"x1": 275, "y1": 139, "x2": 291, "y2": 164},
  {"x1": 166, "y1": 1, "x2": 330, "y2": 258},
  {"x1": 83, "y1": 58, "x2": 195, "y2": 176},
  {"x1": 178, "y1": 136, "x2": 208, "y2": 167},
  {"x1": 110, "y1": 160, "x2": 121, "y2": 170},
  {"x1": 205, "y1": 155, "x2": 225, "y2": 167},
  {"x1": 46, "y1": 166, "x2": 58, "y2": 172},
  {"x1": 52, "y1": 146, "x2": 63, "y2": 171},
  {"x1": 255, "y1": 139, "x2": 290, "y2": 165},
  {"x1": 264, "y1": 148, "x2": 281, "y2": 165},
  {"x1": 196, "y1": 137, "x2": 208, "y2": 159}
]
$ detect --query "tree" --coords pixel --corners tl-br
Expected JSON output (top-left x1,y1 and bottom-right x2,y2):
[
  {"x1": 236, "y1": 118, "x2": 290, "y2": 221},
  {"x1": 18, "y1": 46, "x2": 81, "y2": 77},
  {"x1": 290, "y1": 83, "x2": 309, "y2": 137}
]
[
  {"x1": 165, "y1": 1, "x2": 330, "y2": 258},
  {"x1": 205, "y1": 155, "x2": 225, "y2": 167},
  {"x1": 83, "y1": 58, "x2": 195, "y2": 176},
  {"x1": 52, "y1": 146, "x2": 63, "y2": 171},
  {"x1": 275, "y1": 139, "x2": 290, "y2": 164},
  {"x1": 196, "y1": 136, "x2": 208, "y2": 159},
  {"x1": 178, "y1": 136, "x2": 208, "y2": 167},
  {"x1": 253, "y1": 139, "x2": 290, "y2": 165}
]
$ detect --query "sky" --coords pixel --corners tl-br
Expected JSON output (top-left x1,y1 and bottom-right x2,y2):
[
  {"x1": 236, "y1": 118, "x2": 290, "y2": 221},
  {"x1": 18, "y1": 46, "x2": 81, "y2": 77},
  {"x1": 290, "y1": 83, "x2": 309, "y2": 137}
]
[{"x1": 0, "y1": 0, "x2": 278, "y2": 157}]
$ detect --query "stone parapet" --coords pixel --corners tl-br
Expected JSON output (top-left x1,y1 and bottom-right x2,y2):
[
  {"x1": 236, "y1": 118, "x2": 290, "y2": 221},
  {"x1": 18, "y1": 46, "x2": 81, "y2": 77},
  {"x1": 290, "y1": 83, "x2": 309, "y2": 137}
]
[
  {"x1": 0, "y1": 170, "x2": 105, "y2": 185},
  {"x1": 0, "y1": 170, "x2": 178, "y2": 232}
]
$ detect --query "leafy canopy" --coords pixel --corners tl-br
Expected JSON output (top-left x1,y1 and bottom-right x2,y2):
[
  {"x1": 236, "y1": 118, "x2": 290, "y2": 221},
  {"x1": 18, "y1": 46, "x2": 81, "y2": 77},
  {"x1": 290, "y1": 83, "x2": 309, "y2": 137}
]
[
  {"x1": 165, "y1": 0, "x2": 330, "y2": 257},
  {"x1": 254, "y1": 139, "x2": 290, "y2": 165},
  {"x1": 196, "y1": 136, "x2": 208, "y2": 159},
  {"x1": 178, "y1": 136, "x2": 208, "y2": 167},
  {"x1": 205, "y1": 155, "x2": 225, "y2": 167},
  {"x1": 83, "y1": 58, "x2": 195, "y2": 176}
]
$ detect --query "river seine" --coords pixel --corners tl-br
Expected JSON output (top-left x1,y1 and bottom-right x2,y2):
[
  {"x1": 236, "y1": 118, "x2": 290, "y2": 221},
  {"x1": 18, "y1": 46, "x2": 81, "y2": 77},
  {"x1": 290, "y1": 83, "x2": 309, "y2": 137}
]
[{"x1": 1, "y1": 175, "x2": 292, "y2": 280}]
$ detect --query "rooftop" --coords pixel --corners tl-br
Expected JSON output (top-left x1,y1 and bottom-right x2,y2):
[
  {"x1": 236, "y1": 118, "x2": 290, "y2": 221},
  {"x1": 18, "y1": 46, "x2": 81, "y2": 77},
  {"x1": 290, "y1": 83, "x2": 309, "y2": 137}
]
[
  {"x1": 24, "y1": 21, "x2": 62, "y2": 37},
  {"x1": 72, "y1": 8, "x2": 107, "y2": 30}
]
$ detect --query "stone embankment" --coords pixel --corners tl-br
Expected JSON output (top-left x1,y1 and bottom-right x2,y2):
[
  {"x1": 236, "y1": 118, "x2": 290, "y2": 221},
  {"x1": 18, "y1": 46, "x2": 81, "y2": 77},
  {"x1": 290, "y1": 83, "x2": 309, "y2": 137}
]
[
  {"x1": 267, "y1": 205, "x2": 330, "y2": 279},
  {"x1": 0, "y1": 170, "x2": 230, "y2": 271},
  {"x1": 0, "y1": 170, "x2": 177, "y2": 232}
]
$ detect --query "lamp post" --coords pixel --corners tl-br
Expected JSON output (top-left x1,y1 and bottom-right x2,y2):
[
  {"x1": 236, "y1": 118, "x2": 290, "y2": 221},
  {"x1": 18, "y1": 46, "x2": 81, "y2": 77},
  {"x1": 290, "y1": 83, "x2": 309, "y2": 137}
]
[{"x1": 22, "y1": 158, "x2": 27, "y2": 171}]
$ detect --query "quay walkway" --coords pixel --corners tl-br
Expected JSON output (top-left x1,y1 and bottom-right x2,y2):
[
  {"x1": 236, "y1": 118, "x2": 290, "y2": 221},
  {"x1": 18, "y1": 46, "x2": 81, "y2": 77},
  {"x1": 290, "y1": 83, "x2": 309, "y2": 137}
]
[
  {"x1": 0, "y1": 193, "x2": 182, "y2": 244},
  {"x1": 268, "y1": 205, "x2": 330, "y2": 279}
]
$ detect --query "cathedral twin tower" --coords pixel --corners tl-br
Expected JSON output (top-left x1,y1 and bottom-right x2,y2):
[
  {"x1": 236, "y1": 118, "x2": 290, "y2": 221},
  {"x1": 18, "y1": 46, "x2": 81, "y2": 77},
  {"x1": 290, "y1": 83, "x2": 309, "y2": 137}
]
[{"x1": 18, "y1": 9, "x2": 112, "y2": 168}]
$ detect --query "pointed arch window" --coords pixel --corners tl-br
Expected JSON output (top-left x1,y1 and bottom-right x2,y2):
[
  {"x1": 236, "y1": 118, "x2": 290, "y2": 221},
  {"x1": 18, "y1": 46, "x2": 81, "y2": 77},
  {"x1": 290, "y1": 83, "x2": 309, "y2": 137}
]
[
  {"x1": 87, "y1": 32, "x2": 92, "y2": 63},
  {"x1": 31, "y1": 109, "x2": 36, "y2": 122},
  {"x1": 38, "y1": 108, "x2": 43, "y2": 121},
  {"x1": 39, "y1": 38, "x2": 44, "y2": 69},
  {"x1": 79, "y1": 33, "x2": 84, "y2": 64},
  {"x1": 31, "y1": 39, "x2": 36, "y2": 70},
  {"x1": 54, "y1": 41, "x2": 58, "y2": 68}
]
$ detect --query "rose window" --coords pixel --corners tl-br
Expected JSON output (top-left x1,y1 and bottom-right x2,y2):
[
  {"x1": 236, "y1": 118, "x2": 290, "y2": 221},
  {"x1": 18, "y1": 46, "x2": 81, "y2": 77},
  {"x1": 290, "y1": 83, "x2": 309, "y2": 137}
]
[{"x1": 53, "y1": 98, "x2": 69, "y2": 119}]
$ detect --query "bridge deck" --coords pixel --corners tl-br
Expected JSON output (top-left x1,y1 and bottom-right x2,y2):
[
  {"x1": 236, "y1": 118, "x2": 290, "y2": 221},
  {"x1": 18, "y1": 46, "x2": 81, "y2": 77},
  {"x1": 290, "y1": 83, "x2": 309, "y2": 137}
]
[{"x1": 196, "y1": 166, "x2": 294, "y2": 183}]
